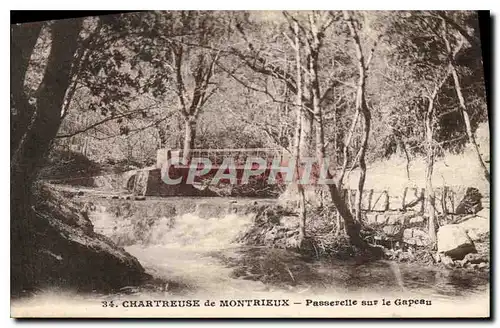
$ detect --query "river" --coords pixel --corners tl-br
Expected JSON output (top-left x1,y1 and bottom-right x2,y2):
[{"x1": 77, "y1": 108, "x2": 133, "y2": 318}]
[
  {"x1": 121, "y1": 210, "x2": 489, "y2": 301},
  {"x1": 11, "y1": 197, "x2": 490, "y2": 318}
]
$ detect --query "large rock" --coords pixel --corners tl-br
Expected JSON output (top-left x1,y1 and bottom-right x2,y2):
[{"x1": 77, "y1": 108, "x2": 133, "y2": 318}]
[
  {"x1": 437, "y1": 225, "x2": 476, "y2": 260},
  {"x1": 458, "y1": 215, "x2": 489, "y2": 241},
  {"x1": 455, "y1": 187, "x2": 483, "y2": 214},
  {"x1": 462, "y1": 253, "x2": 489, "y2": 265},
  {"x1": 11, "y1": 185, "x2": 150, "y2": 296}
]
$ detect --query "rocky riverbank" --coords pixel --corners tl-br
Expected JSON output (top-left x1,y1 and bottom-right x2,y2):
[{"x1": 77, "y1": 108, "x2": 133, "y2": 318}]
[
  {"x1": 235, "y1": 203, "x2": 489, "y2": 271},
  {"x1": 11, "y1": 184, "x2": 151, "y2": 298}
]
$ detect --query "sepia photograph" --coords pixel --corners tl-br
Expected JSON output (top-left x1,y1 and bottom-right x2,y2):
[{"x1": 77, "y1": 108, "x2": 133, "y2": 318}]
[{"x1": 10, "y1": 10, "x2": 490, "y2": 318}]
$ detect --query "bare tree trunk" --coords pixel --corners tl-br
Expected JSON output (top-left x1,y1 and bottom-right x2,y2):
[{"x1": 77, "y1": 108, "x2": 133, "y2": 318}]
[
  {"x1": 400, "y1": 139, "x2": 411, "y2": 180},
  {"x1": 300, "y1": 110, "x2": 313, "y2": 157},
  {"x1": 182, "y1": 116, "x2": 196, "y2": 164},
  {"x1": 307, "y1": 30, "x2": 325, "y2": 164},
  {"x1": 424, "y1": 68, "x2": 452, "y2": 246},
  {"x1": 176, "y1": 117, "x2": 183, "y2": 149},
  {"x1": 327, "y1": 183, "x2": 366, "y2": 247},
  {"x1": 343, "y1": 11, "x2": 373, "y2": 223},
  {"x1": 337, "y1": 108, "x2": 360, "y2": 190},
  {"x1": 355, "y1": 112, "x2": 370, "y2": 222},
  {"x1": 289, "y1": 21, "x2": 307, "y2": 246},
  {"x1": 156, "y1": 123, "x2": 168, "y2": 149},
  {"x1": 442, "y1": 21, "x2": 489, "y2": 183},
  {"x1": 307, "y1": 13, "x2": 367, "y2": 249},
  {"x1": 334, "y1": 212, "x2": 342, "y2": 237},
  {"x1": 459, "y1": 104, "x2": 490, "y2": 182},
  {"x1": 294, "y1": 106, "x2": 307, "y2": 244},
  {"x1": 449, "y1": 62, "x2": 489, "y2": 183},
  {"x1": 425, "y1": 98, "x2": 437, "y2": 246}
]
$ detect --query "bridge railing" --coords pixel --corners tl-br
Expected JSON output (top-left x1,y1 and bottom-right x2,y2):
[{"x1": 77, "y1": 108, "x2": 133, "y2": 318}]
[{"x1": 179, "y1": 148, "x2": 286, "y2": 166}]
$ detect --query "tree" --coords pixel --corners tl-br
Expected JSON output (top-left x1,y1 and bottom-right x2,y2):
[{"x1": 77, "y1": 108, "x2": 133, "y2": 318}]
[
  {"x1": 170, "y1": 34, "x2": 221, "y2": 164},
  {"x1": 10, "y1": 21, "x2": 43, "y2": 157},
  {"x1": 11, "y1": 18, "x2": 83, "y2": 290},
  {"x1": 282, "y1": 11, "x2": 368, "y2": 248},
  {"x1": 424, "y1": 68, "x2": 452, "y2": 245},
  {"x1": 138, "y1": 11, "x2": 228, "y2": 164},
  {"x1": 11, "y1": 19, "x2": 83, "y2": 201},
  {"x1": 441, "y1": 16, "x2": 490, "y2": 183},
  {"x1": 379, "y1": 11, "x2": 488, "y2": 243},
  {"x1": 342, "y1": 11, "x2": 381, "y2": 222},
  {"x1": 286, "y1": 20, "x2": 308, "y2": 245}
]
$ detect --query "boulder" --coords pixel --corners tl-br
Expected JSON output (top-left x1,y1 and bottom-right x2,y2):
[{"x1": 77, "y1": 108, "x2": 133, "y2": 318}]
[
  {"x1": 12, "y1": 185, "x2": 150, "y2": 296},
  {"x1": 455, "y1": 187, "x2": 483, "y2": 214},
  {"x1": 437, "y1": 225, "x2": 476, "y2": 260},
  {"x1": 478, "y1": 262, "x2": 488, "y2": 269},
  {"x1": 441, "y1": 255, "x2": 455, "y2": 267},
  {"x1": 462, "y1": 253, "x2": 488, "y2": 265},
  {"x1": 458, "y1": 215, "x2": 489, "y2": 241}
]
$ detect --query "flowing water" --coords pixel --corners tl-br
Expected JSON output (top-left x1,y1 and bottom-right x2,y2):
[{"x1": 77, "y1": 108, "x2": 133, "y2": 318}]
[
  {"x1": 11, "y1": 200, "x2": 489, "y2": 317},
  {"x1": 112, "y1": 208, "x2": 489, "y2": 301}
]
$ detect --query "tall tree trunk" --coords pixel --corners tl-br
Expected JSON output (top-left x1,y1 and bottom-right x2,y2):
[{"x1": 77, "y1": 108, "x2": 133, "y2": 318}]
[
  {"x1": 337, "y1": 108, "x2": 360, "y2": 190},
  {"x1": 425, "y1": 98, "x2": 437, "y2": 246},
  {"x1": 343, "y1": 11, "x2": 372, "y2": 223},
  {"x1": 355, "y1": 104, "x2": 370, "y2": 222},
  {"x1": 450, "y1": 61, "x2": 490, "y2": 183},
  {"x1": 442, "y1": 21, "x2": 490, "y2": 183},
  {"x1": 156, "y1": 123, "x2": 168, "y2": 149},
  {"x1": 176, "y1": 117, "x2": 184, "y2": 149},
  {"x1": 11, "y1": 19, "x2": 83, "y2": 194},
  {"x1": 182, "y1": 116, "x2": 196, "y2": 164},
  {"x1": 11, "y1": 22, "x2": 43, "y2": 157},
  {"x1": 423, "y1": 68, "x2": 451, "y2": 246},
  {"x1": 290, "y1": 21, "x2": 307, "y2": 246},
  {"x1": 327, "y1": 183, "x2": 366, "y2": 248},
  {"x1": 397, "y1": 138, "x2": 411, "y2": 180},
  {"x1": 11, "y1": 18, "x2": 83, "y2": 292},
  {"x1": 308, "y1": 13, "x2": 367, "y2": 249},
  {"x1": 299, "y1": 110, "x2": 313, "y2": 157}
]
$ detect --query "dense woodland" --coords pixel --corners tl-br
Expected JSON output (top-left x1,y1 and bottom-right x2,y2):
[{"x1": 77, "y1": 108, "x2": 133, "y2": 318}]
[{"x1": 11, "y1": 11, "x2": 489, "y2": 255}]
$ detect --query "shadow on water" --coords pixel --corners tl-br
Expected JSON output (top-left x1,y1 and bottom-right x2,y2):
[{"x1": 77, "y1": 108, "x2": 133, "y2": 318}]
[{"x1": 207, "y1": 246, "x2": 489, "y2": 298}]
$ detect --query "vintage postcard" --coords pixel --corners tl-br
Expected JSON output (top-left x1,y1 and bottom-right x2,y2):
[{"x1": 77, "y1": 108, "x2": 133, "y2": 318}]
[{"x1": 10, "y1": 10, "x2": 490, "y2": 318}]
